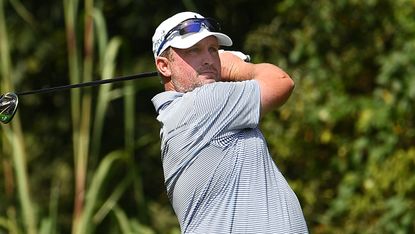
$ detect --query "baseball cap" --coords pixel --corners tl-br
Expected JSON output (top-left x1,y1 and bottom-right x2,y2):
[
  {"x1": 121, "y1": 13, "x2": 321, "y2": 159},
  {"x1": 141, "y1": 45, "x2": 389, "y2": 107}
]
[{"x1": 152, "y1": 12, "x2": 233, "y2": 58}]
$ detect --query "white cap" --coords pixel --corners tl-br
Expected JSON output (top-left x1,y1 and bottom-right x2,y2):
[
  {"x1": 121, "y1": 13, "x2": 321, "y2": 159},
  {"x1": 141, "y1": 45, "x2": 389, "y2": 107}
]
[{"x1": 152, "y1": 12, "x2": 233, "y2": 58}]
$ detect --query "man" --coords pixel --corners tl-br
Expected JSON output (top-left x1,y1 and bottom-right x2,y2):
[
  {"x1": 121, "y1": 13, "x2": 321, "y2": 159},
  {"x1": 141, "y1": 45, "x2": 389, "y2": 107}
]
[{"x1": 151, "y1": 11, "x2": 308, "y2": 233}]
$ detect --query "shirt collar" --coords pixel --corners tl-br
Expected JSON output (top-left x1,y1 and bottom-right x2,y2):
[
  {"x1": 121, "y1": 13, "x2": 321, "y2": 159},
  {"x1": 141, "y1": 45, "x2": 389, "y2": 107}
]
[{"x1": 151, "y1": 91, "x2": 183, "y2": 113}]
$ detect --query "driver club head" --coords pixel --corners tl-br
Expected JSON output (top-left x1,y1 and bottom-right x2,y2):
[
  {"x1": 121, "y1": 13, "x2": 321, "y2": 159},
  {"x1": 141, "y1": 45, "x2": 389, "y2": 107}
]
[{"x1": 0, "y1": 92, "x2": 19, "y2": 124}]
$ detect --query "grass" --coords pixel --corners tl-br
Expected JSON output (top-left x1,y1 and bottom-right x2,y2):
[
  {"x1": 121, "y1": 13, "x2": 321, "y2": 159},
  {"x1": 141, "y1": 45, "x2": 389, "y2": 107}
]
[
  {"x1": 0, "y1": 0, "x2": 37, "y2": 233},
  {"x1": 1, "y1": 0, "x2": 152, "y2": 233}
]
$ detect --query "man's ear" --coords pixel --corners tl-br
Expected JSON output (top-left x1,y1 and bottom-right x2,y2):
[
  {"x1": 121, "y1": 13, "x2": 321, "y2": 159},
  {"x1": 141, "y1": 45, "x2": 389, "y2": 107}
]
[{"x1": 155, "y1": 56, "x2": 171, "y2": 78}]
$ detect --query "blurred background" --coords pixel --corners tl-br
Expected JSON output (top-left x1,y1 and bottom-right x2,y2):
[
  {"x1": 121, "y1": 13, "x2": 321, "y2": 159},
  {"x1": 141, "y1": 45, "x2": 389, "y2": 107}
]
[{"x1": 1, "y1": 0, "x2": 414, "y2": 233}]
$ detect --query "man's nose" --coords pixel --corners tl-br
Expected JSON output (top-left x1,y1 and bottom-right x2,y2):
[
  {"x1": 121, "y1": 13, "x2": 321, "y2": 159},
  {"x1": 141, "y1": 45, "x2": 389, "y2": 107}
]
[{"x1": 201, "y1": 50, "x2": 215, "y2": 65}]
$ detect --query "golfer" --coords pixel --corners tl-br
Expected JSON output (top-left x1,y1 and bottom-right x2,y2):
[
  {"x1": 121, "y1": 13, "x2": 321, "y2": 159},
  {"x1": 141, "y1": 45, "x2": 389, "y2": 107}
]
[{"x1": 151, "y1": 11, "x2": 308, "y2": 233}]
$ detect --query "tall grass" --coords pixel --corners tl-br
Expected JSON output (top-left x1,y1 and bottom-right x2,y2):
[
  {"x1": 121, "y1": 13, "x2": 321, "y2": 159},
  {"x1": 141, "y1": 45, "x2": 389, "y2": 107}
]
[
  {"x1": 1, "y1": 0, "x2": 151, "y2": 233},
  {"x1": 63, "y1": 0, "x2": 141, "y2": 233},
  {"x1": 0, "y1": 0, "x2": 37, "y2": 234},
  {"x1": 63, "y1": 0, "x2": 91, "y2": 232}
]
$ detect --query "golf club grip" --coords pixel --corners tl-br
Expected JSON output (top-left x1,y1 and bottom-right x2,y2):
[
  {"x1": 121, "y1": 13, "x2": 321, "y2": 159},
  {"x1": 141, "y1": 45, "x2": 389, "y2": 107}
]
[{"x1": 16, "y1": 71, "x2": 158, "y2": 96}]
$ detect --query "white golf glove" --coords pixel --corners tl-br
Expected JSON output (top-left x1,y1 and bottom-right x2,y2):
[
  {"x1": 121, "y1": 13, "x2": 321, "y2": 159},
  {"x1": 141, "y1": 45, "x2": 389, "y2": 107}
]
[{"x1": 219, "y1": 49, "x2": 251, "y2": 62}]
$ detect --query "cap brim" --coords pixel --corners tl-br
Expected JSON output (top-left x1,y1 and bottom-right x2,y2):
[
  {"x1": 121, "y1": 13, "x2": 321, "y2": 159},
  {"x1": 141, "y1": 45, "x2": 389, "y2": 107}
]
[{"x1": 169, "y1": 29, "x2": 233, "y2": 50}]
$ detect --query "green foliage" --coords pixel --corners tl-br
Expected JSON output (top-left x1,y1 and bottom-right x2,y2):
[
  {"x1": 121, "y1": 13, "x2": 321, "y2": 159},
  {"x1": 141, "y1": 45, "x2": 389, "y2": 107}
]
[
  {"x1": 246, "y1": 0, "x2": 415, "y2": 233},
  {"x1": 1, "y1": 0, "x2": 415, "y2": 233}
]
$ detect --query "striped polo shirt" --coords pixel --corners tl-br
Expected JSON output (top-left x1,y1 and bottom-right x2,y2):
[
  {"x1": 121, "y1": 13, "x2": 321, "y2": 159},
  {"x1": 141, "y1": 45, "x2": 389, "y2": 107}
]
[{"x1": 152, "y1": 80, "x2": 308, "y2": 234}]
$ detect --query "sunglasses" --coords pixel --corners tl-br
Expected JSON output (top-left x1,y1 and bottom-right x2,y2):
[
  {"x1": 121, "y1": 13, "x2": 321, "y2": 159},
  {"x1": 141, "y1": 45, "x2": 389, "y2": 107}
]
[{"x1": 156, "y1": 18, "x2": 221, "y2": 56}]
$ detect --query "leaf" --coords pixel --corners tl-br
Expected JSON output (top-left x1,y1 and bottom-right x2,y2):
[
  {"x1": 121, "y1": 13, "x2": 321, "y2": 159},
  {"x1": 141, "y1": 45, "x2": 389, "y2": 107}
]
[{"x1": 75, "y1": 150, "x2": 126, "y2": 234}]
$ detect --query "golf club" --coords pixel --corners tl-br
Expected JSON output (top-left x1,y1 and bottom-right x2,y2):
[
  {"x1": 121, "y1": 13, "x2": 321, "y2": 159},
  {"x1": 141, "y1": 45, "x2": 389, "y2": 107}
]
[{"x1": 0, "y1": 71, "x2": 158, "y2": 124}]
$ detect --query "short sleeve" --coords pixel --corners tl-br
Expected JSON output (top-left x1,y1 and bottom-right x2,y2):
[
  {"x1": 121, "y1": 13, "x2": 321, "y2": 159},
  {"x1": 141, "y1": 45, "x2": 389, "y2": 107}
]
[{"x1": 188, "y1": 80, "x2": 261, "y2": 137}]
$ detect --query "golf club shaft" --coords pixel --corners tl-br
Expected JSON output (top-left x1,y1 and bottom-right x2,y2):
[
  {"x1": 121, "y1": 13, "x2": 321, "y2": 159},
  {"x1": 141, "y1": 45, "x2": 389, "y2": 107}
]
[{"x1": 16, "y1": 71, "x2": 158, "y2": 96}]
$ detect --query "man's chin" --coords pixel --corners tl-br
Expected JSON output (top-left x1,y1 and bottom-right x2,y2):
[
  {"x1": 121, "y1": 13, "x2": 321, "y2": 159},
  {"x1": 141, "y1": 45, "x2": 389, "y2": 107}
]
[
  {"x1": 204, "y1": 78, "x2": 216, "y2": 84},
  {"x1": 199, "y1": 74, "x2": 218, "y2": 83}
]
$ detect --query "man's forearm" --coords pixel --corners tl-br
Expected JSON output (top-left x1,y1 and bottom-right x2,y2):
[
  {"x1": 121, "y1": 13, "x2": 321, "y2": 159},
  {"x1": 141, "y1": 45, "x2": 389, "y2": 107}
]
[{"x1": 220, "y1": 51, "x2": 294, "y2": 115}]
